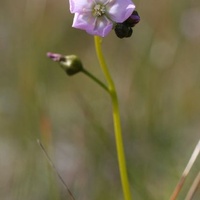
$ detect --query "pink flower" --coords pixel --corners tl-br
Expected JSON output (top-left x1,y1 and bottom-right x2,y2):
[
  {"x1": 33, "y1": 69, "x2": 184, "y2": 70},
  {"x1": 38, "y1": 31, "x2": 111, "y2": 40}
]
[{"x1": 69, "y1": 0, "x2": 135, "y2": 37}]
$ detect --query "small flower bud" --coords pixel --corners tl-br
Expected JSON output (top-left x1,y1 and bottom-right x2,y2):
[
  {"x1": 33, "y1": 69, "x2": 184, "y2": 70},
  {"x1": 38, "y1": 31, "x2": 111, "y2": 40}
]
[
  {"x1": 59, "y1": 55, "x2": 83, "y2": 76},
  {"x1": 125, "y1": 11, "x2": 140, "y2": 27},
  {"x1": 47, "y1": 52, "x2": 83, "y2": 76},
  {"x1": 114, "y1": 10, "x2": 140, "y2": 39},
  {"x1": 114, "y1": 23, "x2": 133, "y2": 38}
]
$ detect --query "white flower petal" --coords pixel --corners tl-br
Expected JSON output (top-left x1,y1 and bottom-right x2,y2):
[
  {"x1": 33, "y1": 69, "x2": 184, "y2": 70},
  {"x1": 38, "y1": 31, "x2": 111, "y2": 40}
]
[
  {"x1": 107, "y1": 0, "x2": 135, "y2": 22},
  {"x1": 72, "y1": 12, "x2": 96, "y2": 30},
  {"x1": 86, "y1": 16, "x2": 113, "y2": 37},
  {"x1": 69, "y1": 0, "x2": 94, "y2": 13}
]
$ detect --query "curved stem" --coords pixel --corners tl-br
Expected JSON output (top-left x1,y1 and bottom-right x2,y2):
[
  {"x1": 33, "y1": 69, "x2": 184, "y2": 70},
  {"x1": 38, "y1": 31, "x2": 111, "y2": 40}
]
[
  {"x1": 82, "y1": 68, "x2": 109, "y2": 92},
  {"x1": 94, "y1": 36, "x2": 132, "y2": 200}
]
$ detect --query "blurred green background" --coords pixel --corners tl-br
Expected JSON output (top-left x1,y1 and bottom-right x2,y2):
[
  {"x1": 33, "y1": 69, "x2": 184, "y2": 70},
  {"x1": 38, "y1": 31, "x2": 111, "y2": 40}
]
[{"x1": 0, "y1": 0, "x2": 200, "y2": 199}]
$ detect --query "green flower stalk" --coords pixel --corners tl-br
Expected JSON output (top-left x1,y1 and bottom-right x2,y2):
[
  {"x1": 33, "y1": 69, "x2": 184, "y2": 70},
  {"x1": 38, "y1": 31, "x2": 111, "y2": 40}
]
[
  {"x1": 47, "y1": 0, "x2": 140, "y2": 199},
  {"x1": 94, "y1": 36, "x2": 132, "y2": 200},
  {"x1": 47, "y1": 45, "x2": 132, "y2": 200}
]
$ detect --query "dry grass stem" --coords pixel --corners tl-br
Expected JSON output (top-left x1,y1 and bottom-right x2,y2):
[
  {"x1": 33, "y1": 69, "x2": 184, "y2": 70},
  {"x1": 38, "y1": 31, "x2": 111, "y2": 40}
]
[
  {"x1": 37, "y1": 139, "x2": 76, "y2": 200},
  {"x1": 170, "y1": 140, "x2": 200, "y2": 200},
  {"x1": 185, "y1": 171, "x2": 200, "y2": 200}
]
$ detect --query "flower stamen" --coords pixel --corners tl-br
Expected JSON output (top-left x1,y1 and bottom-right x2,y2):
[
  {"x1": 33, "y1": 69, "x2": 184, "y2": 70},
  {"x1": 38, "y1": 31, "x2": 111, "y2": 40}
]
[{"x1": 93, "y1": 4, "x2": 106, "y2": 17}]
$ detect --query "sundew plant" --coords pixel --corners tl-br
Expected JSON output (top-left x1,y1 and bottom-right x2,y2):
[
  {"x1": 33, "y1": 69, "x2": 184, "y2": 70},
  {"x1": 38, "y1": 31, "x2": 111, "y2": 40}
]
[
  {"x1": 46, "y1": 1, "x2": 200, "y2": 200},
  {"x1": 48, "y1": 1, "x2": 139, "y2": 199}
]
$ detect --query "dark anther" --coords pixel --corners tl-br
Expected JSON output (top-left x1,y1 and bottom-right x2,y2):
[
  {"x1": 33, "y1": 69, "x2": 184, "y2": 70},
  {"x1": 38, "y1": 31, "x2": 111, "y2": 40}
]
[{"x1": 114, "y1": 10, "x2": 140, "y2": 39}]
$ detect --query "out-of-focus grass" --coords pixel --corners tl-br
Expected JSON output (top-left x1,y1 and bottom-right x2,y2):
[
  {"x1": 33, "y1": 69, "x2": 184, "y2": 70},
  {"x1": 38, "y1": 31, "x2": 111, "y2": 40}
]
[{"x1": 0, "y1": 0, "x2": 200, "y2": 199}]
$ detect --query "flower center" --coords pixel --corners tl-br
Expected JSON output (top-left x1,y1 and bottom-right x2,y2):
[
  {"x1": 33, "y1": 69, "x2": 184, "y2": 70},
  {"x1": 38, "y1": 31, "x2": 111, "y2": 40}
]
[{"x1": 93, "y1": 4, "x2": 106, "y2": 17}]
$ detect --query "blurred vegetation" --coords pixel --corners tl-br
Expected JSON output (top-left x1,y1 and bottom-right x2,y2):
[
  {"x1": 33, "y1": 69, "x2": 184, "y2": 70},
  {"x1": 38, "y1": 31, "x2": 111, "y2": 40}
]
[{"x1": 0, "y1": 0, "x2": 200, "y2": 199}]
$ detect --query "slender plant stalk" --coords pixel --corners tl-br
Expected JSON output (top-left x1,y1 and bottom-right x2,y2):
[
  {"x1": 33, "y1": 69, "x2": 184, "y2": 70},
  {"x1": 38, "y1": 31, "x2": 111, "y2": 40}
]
[
  {"x1": 82, "y1": 68, "x2": 109, "y2": 92},
  {"x1": 94, "y1": 36, "x2": 132, "y2": 200},
  {"x1": 170, "y1": 140, "x2": 200, "y2": 200},
  {"x1": 185, "y1": 171, "x2": 200, "y2": 200},
  {"x1": 37, "y1": 139, "x2": 76, "y2": 200}
]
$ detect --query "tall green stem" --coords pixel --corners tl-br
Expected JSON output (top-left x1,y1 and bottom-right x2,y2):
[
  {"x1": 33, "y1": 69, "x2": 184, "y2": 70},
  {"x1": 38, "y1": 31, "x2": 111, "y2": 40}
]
[{"x1": 94, "y1": 36, "x2": 132, "y2": 200}]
